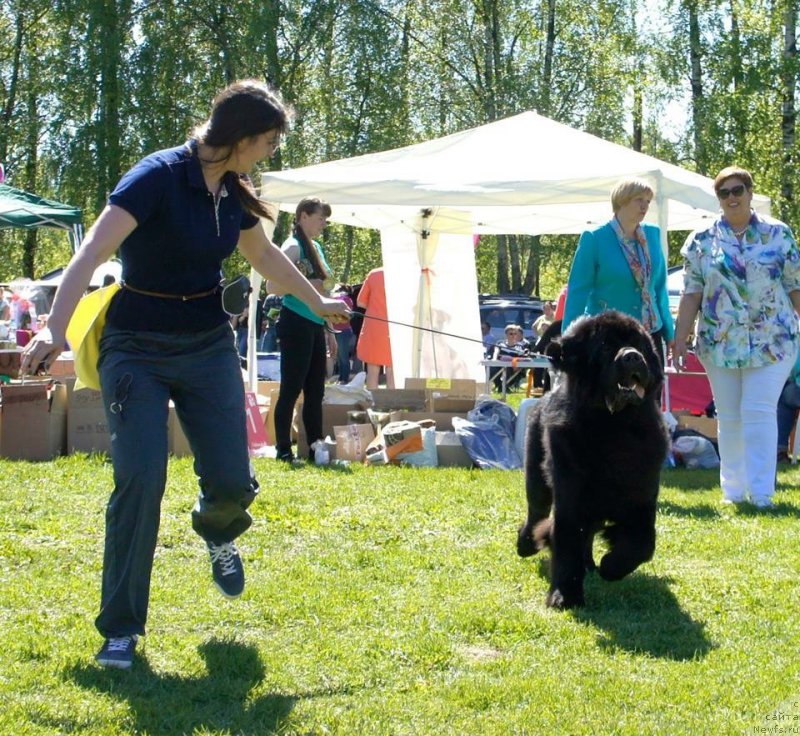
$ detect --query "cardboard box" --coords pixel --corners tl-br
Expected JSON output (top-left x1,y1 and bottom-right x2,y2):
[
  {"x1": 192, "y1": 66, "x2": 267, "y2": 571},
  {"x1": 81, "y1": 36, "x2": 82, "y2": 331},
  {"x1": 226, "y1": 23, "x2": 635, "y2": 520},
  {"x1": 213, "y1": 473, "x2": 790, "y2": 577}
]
[
  {"x1": 0, "y1": 349, "x2": 22, "y2": 379},
  {"x1": 67, "y1": 382, "x2": 111, "y2": 454},
  {"x1": 46, "y1": 355, "x2": 76, "y2": 378},
  {"x1": 0, "y1": 381, "x2": 67, "y2": 460},
  {"x1": 676, "y1": 413, "x2": 718, "y2": 439},
  {"x1": 297, "y1": 401, "x2": 362, "y2": 458},
  {"x1": 168, "y1": 398, "x2": 269, "y2": 458},
  {"x1": 256, "y1": 380, "x2": 281, "y2": 398},
  {"x1": 395, "y1": 410, "x2": 469, "y2": 431},
  {"x1": 263, "y1": 388, "x2": 305, "y2": 448},
  {"x1": 435, "y1": 430, "x2": 473, "y2": 467},
  {"x1": 334, "y1": 423, "x2": 375, "y2": 462},
  {"x1": 404, "y1": 378, "x2": 478, "y2": 412},
  {"x1": 168, "y1": 404, "x2": 191, "y2": 457},
  {"x1": 369, "y1": 388, "x2": 427, "y2": 412}
]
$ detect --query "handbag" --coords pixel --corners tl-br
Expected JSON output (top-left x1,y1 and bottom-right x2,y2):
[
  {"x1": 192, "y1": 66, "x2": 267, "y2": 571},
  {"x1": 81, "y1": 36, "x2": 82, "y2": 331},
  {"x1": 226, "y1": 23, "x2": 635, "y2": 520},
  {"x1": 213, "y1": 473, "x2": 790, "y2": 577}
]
[{"x1": 65, "y1": 283, "x2": 121, "y2": 390}]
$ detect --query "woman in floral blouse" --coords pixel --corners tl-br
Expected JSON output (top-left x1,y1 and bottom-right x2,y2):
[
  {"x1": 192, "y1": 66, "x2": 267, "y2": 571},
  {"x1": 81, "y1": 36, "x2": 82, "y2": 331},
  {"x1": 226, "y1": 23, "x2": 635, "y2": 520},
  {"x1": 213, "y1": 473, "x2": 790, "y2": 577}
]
[{"x1": 673, "y1": 166, "x2": 800, "y2": 508}]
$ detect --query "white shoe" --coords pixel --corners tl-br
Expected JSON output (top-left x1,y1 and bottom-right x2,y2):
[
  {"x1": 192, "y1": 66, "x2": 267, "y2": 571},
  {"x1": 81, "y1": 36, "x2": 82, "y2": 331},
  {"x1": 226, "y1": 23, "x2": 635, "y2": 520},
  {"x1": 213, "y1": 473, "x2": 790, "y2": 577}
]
[{"x1": 721, "y1": 496, "x2": 744, "y2": 505}]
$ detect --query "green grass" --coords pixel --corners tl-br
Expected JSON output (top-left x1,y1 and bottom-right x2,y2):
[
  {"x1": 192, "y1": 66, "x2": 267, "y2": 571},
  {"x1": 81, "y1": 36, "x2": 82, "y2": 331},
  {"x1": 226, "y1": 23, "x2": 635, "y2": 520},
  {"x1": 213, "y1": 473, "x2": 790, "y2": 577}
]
[{"x1": 2, "y1": 453, "x2": 800, "y2": 735}]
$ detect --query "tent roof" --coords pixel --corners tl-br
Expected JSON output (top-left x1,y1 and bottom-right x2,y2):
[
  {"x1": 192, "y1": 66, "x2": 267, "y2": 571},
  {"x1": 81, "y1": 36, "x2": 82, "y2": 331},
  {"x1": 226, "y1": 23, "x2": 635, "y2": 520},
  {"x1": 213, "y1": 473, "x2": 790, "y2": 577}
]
[
  {"x1": 0, "y1": 183, "x2": 82, "y2": 231},
  {"x1": 261, "y1": 111, "x2": 769, "y2": 235}
]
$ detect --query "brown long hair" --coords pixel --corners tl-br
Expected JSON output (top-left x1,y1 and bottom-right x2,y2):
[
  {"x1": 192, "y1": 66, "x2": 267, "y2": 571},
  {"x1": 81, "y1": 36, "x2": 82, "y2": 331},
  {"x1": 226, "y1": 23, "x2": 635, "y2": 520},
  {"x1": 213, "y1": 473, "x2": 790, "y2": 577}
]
[
  {"x1": 293, "y1": 197, "x2": 332, "y2": 279},
  {"x1": 192, "y1": 79, "x2": 293, "y2": 220}
]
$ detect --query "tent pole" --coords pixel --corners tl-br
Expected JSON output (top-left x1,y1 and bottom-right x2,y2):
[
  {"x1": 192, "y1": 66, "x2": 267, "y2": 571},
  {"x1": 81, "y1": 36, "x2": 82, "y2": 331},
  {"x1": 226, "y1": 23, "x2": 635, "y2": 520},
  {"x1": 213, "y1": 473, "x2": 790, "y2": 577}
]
[{"x1": 655, "y1": 170, "x2": 669, "y2": 261}]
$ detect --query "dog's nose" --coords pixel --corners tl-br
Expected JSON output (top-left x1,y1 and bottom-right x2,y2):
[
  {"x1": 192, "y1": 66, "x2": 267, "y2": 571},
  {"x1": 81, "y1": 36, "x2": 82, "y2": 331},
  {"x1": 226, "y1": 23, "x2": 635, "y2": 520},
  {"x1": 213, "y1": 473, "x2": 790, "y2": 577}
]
[{"x1": 618, "y1": 347, "x2": 644, "y2": 365}]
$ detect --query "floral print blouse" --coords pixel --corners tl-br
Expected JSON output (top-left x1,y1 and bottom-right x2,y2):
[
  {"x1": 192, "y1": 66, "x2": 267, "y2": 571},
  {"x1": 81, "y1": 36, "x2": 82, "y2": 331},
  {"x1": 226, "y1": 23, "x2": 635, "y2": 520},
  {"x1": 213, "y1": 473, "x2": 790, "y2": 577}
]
[{"x1": 681, "y1": 211, "x2": 800, "y2": 368}]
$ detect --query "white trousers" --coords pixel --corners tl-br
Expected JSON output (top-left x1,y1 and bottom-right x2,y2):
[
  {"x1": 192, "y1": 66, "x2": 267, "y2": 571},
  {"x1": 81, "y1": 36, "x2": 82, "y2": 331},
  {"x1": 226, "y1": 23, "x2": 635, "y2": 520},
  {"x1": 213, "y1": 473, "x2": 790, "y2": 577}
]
[{"x1": 701, "y1": 350, "x2": 796, "y2": 503}]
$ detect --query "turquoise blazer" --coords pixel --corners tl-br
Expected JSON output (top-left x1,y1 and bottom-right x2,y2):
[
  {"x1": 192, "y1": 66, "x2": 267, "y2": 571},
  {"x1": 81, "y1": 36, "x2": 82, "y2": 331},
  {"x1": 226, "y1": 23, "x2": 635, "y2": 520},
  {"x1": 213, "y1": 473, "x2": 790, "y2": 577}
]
[{"x1": 563, "y1": 222, "x2": 674, "y2": 341}]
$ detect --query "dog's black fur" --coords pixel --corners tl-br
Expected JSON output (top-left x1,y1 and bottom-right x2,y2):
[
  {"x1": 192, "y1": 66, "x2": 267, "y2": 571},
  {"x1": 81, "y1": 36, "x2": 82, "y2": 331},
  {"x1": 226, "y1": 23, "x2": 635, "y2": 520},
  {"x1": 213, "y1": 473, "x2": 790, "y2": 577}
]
[{"x1": 516, "y1": 311, "x2": 670, "y2": 609}]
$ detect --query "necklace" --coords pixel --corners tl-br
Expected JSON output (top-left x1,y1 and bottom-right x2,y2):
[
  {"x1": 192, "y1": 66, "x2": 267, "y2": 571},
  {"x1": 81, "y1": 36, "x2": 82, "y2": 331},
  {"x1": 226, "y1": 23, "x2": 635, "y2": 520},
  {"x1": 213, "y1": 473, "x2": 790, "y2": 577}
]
[{"x1": 732, "y1": 224, "x2": 748, "y2": 238}]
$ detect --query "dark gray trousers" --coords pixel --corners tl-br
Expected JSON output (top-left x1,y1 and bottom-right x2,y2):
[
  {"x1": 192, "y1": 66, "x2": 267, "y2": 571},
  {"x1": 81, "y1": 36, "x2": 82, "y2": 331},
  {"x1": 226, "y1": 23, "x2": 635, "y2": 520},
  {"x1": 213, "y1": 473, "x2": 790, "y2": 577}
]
[{"x1": 94, "y1": 324, "x2": 258, "y2": 637}]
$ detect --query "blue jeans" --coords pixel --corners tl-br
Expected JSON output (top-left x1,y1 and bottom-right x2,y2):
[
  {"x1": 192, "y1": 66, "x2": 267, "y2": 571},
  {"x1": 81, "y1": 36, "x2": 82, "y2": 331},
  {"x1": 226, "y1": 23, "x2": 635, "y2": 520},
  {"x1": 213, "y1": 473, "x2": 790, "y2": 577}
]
[
  {"x1": 777, "y1": 382, "x2": 800, "y2": 449},
  {"x1": 334, "y1": 329, "x2": 355, "y2": 383},
  {"x1": 95, "y1": 323, "x2": 258, "y2": 637}
]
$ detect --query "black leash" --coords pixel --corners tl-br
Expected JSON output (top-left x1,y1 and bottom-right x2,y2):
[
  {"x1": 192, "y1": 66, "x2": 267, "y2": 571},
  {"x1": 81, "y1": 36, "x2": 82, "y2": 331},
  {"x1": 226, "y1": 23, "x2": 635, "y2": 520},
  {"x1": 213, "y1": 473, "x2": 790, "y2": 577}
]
[
  {"x1": 359, "y1": 313, "x2": 489, "y2": 347},
  {"x1": 359, "y1": 312, "x2": 548, "y2": 358}
]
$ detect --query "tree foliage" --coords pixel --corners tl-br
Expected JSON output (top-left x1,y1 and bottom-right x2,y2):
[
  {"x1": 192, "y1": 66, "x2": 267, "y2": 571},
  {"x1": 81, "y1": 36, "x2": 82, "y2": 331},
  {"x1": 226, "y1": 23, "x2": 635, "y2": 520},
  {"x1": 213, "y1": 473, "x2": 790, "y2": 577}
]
[{"x1": 0, "y1": 0, "x2": 796, "y2": 296}]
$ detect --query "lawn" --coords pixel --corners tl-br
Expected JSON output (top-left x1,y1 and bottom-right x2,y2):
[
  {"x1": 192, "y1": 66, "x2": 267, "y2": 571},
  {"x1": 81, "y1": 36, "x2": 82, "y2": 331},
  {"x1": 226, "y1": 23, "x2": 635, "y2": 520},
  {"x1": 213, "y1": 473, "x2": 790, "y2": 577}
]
[{"x1": 1, "y1": 452, "x2": 799, "y2": 735}]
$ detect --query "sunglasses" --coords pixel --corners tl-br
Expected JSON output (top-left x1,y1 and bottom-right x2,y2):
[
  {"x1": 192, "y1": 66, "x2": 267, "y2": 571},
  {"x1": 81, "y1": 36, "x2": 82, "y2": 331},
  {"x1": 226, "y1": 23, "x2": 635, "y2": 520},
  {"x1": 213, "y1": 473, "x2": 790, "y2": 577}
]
[{"x1": 717, "y1": 184, "x2": 747, "y2": 199}]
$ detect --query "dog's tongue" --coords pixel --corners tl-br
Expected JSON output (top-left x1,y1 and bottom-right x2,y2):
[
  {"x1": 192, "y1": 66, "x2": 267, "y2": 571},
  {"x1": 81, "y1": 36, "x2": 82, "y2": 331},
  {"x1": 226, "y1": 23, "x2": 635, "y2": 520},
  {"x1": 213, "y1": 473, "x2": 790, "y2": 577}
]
[{"x1": 633, "y1": 382, "x2": 645, "y2": 399}]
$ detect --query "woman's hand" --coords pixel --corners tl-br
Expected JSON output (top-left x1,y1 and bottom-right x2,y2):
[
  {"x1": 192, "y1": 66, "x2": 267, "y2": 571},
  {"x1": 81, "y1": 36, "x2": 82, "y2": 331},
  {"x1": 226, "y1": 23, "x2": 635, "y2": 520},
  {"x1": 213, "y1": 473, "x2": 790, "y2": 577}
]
[
  {"x1": 312, "y1": 295, "x2": 350, "y2": 322},
  {"x1": 19, "y1": 328, "x2": 65, "y2": 376},
  {"x1": 670, "y1": 339, "x2": 689, "y2": 372},
  {"x1": 326, "y1": 330, "x2": 338, "y2": 360}
]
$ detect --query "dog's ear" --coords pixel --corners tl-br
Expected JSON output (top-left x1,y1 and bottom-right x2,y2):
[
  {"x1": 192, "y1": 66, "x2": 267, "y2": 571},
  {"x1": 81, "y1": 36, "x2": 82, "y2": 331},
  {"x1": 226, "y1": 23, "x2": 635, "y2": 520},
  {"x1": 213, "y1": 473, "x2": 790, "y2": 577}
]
[
  {"x1": 547, "y1": 334, "x2": 584, "y2": 374},
  {"x1": 544, "y1": 336, "x2": 563, "y2": 368}
]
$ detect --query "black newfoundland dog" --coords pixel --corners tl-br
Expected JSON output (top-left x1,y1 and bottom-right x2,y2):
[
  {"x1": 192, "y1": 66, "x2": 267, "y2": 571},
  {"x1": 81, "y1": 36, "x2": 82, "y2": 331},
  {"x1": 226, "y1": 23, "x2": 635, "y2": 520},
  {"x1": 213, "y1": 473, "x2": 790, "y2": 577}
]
[{"x1": 516, "y1": 310, "x2": 670, "y2": 609}]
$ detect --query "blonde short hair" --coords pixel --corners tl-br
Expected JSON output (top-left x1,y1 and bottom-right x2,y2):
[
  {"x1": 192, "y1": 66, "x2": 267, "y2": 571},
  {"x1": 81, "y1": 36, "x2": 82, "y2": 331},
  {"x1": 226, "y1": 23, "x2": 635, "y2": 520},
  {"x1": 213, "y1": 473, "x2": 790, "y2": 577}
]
[
  {"x1": 611, "y1": 178, "x2": 654, "y2": 213},
  {"x1": 714, "y1": 166, "x2": 754, "y2": 193}
]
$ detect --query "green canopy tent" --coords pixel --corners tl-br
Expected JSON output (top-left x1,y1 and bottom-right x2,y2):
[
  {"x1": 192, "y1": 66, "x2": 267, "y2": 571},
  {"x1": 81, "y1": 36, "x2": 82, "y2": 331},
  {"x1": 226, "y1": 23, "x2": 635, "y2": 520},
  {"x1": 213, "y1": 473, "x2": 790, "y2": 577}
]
[{"x1": 0, "y1": 183, "x2": 83, "y2": 252}]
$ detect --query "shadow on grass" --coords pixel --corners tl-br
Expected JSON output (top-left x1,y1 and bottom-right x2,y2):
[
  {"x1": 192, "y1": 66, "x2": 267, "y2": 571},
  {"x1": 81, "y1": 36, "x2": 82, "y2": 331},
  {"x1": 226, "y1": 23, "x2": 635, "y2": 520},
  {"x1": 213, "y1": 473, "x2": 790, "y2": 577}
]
[
  {"x1": 532, "y1": 559, "x2": 712, "y2": 660},
  {"x1": 576, "y1": 572, "x2": 714, "y2": 661},
  {"x1": 657, "y1": 500, "x2": 721, "y2": 519},
  {"x1": 68, "y1": 638, "x2": 296, "y2": 735}
]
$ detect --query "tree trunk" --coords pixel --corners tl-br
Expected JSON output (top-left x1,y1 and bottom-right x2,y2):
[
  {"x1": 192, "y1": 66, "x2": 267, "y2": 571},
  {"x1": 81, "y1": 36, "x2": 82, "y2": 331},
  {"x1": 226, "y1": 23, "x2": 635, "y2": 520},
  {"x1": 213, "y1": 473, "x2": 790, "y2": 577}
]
[
  {"x1": 22, "y1": 22, "x2": 40, "y2": 277},
  {"x1": 523, "y1": 236, "x2": 540, "y2": 296},
  {"x1": 540, "y1": 0, "x2": 556, "y2": 116},
  {"x1": 781, "y1": 0, "x2": 797, "y2": 222},
  {"x1": 632, "y1": 86, "x2": 643, "y2": 151},
  {"x1": 94, "y1": 0, "x2": 131, "y2": 215},
  {"x1": 497, "y1": 235, "x2": 510, "y2": 293},
  {"x1": 509, "y1": 234, "x2": 521, "y2": 290},
  {"x1": 686, "y1": 0, "x2": 706, "y2": 174},
  {"x1": 0, "y1": 10, "x2": 25, "y2": 165}
]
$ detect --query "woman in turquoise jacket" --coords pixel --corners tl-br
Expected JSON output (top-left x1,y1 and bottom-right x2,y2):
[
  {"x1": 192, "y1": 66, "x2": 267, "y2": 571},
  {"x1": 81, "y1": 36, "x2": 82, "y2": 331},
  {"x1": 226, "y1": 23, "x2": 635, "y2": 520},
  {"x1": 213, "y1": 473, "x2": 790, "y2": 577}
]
[{"x1": 563, "y1": 177, "x2": 674, "y2": 362}]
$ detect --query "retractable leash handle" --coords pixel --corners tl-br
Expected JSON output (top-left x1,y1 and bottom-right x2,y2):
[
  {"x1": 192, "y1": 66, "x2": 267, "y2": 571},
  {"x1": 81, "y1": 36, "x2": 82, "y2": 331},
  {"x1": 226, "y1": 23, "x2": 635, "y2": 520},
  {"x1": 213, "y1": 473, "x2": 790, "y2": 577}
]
[{"x1": 221, "y1": 275, "x2": 252, "y2": 317}]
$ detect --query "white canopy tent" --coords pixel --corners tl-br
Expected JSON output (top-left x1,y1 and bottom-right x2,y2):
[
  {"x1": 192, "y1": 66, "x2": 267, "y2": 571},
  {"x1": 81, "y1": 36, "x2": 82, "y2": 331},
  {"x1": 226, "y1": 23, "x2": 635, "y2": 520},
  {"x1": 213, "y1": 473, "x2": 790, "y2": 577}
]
[{"x1": 249, "y1": 111, "x2": 770, "y2": 387}]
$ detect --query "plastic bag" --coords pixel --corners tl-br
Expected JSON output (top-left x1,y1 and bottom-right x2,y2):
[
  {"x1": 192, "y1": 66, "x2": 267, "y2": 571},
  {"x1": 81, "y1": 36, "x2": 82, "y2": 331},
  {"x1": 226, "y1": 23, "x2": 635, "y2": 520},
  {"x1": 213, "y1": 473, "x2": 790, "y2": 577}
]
[
  {"x1": 323, "y1": 380, "x2": 372, "y2": 406},
  {"x1": 672, "y1": 435, "x2": 720, "y2": 469},
  {"x1": 467, "y1": 398, "x2": 517, "y2": 438},
  {"x1": 396, "y1": 425, "x2": 439, "y2": 467},
  {"x1": 453, "y1": 414, "x2": 522, "y2": 470}
]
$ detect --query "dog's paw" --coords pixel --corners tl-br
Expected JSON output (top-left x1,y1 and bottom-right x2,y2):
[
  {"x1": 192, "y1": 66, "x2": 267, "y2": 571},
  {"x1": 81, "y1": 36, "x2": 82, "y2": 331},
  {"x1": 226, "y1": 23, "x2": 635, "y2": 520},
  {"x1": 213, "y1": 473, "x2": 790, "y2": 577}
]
[
  {"x1": 546, "y1": 588, "x2": 584, "y2": 609},
  {"x1": 516, "y1": 526, "x2": 539, "y2": 557}
]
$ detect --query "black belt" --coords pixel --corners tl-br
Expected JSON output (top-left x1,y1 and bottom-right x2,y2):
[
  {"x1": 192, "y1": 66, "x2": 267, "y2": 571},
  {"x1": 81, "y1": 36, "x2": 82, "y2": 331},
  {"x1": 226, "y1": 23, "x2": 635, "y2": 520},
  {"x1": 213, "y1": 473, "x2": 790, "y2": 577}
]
[{"x1": 120, "y1": 281, "x2": 219, "y2": 301}]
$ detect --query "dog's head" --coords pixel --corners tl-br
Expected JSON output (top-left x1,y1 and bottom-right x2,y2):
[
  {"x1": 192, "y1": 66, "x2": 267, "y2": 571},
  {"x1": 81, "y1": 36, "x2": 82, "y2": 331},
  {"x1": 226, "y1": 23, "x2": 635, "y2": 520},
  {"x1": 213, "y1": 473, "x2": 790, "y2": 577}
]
[{"x1": 546, "y1": 311, "x2": 663, "y2": 413}]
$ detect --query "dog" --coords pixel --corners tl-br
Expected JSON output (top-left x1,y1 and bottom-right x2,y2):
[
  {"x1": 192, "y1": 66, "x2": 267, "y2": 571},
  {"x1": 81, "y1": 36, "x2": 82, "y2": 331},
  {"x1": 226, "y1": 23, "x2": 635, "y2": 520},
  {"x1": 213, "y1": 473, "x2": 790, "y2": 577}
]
[{"x1": 516, "y1": 310, "x2": 670, "y2": 609}]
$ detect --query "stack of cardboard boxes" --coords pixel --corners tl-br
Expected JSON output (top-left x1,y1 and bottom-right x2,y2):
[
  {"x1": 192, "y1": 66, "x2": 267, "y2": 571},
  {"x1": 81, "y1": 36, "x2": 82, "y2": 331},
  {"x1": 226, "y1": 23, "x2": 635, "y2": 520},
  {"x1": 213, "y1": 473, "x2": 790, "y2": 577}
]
[{"x1": 0, "y1": 352, "x2": 476, "y2": 468}]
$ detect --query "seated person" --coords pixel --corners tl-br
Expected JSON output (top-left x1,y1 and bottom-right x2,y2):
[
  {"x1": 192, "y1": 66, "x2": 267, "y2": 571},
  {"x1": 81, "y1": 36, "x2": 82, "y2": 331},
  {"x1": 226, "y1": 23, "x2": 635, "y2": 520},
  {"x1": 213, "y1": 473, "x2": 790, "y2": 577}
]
[
  {"x1": 532, "y1": 319, "x2": 562, "y2": 393},
  {"x1": 491, "y1": 324, "x2": 530, "y2": 392},
  {"x1": 481, "y1": 320, "x2": 494, "y2": 358},
  {"x1": 777, "y1": 351, "x2": 800, "y2": 462}
]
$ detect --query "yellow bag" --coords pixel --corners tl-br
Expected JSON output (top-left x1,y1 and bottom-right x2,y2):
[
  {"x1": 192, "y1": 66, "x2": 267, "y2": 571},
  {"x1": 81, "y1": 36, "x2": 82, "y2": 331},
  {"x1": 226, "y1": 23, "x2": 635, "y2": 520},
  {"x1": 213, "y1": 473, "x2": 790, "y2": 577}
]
[{"x1": 65, "y1": 283, "x2": 121, "y2": 390}]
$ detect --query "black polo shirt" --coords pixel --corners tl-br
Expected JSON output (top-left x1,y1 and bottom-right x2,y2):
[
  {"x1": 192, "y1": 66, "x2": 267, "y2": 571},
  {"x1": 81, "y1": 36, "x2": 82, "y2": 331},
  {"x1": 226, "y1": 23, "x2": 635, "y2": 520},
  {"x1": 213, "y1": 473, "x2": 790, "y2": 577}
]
[{"x1": 105, "y1": 140, "x2": 259, "y2": 333}]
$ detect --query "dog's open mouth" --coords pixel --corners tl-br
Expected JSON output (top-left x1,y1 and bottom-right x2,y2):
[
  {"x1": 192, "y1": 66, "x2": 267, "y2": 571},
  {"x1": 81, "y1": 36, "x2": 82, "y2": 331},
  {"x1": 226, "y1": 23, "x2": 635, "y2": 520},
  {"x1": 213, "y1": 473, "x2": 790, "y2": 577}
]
[
  {"x1": 606, "y1": 381, "x2": 646, "y2": 413},
  {"x1": 617, "y1": 379, "x2": 646, "y2": 400},
  {"x1": 605, "y1": 357, "x2": 649, "y2": 413}
]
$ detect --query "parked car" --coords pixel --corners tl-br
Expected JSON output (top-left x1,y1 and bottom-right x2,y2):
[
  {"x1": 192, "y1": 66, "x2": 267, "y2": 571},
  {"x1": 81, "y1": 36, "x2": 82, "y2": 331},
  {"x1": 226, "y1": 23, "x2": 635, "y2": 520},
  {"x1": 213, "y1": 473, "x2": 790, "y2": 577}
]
[
  {"x1": 667, "y1": 264, "x2": 683, "y2": 316},
  {"x1": 479, "y1": 294, "x2": 544, "y2": 348}
]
